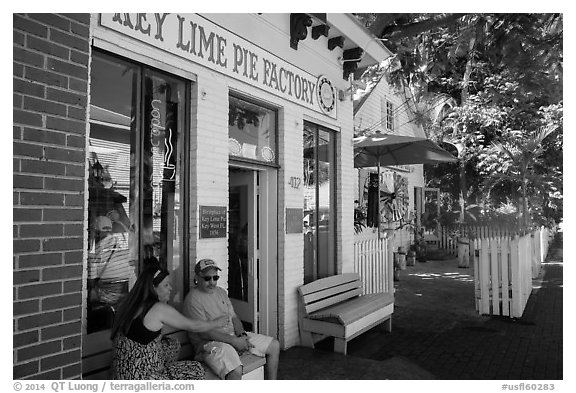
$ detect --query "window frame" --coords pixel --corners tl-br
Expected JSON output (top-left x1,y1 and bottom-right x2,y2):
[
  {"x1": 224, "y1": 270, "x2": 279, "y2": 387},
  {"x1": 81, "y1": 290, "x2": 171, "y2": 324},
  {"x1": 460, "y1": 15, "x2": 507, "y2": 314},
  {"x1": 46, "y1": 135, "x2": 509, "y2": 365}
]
[
  {"x1": 86, "y1": 48, "x2": 192, "y2": 333},
  {"x1": 303, "y1": 120, "x2": 338, "y2": 284},
  {"x1": 228, "y1": 91, "x2": 280, "y2": 168}
]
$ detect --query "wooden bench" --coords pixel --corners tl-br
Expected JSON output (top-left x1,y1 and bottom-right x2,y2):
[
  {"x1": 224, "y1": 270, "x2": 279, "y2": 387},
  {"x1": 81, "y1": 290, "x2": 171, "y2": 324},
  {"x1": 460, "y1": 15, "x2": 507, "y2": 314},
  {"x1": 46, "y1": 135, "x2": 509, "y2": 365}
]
[
  {"x1": 298, "y1": 272, "x2": 394, "y2": 355},
  {"x1": 82, "y1": 329, "x2": 265, "y2": 380}
]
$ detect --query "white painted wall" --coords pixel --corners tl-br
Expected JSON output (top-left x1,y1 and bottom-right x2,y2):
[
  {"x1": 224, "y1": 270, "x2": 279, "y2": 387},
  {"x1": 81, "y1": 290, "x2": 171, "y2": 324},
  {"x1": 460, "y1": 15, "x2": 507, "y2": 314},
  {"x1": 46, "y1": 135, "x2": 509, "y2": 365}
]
[{"x1": 354, "y1": 75, "x2": 426, "y2": 138}]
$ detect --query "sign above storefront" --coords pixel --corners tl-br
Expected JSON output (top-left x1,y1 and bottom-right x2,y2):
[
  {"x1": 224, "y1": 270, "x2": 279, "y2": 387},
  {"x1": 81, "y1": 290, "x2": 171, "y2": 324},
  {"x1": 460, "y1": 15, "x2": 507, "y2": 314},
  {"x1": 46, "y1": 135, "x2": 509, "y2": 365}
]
[{"x1": 100, "y1": 13, "x2": 337, "y2": 119}]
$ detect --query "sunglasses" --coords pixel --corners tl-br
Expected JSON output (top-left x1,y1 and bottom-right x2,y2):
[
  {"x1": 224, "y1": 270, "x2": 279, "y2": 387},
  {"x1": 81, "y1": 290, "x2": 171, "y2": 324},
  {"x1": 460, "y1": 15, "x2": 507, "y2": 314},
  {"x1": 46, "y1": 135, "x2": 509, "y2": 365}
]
[{"x1": 201, "y1": 275, "x2": 220, "y2": 282}]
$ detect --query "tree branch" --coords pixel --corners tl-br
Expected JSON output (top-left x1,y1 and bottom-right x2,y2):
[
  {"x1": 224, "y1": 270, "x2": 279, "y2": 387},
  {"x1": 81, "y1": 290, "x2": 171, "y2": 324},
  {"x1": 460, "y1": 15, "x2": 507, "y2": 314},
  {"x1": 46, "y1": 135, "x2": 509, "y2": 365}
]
[
  {"x1": 368, "y1": 13, "x2": 404, "y2": 36},
  {"x1": 379, "y1": 13, "x2": 468, "y2": 41}
]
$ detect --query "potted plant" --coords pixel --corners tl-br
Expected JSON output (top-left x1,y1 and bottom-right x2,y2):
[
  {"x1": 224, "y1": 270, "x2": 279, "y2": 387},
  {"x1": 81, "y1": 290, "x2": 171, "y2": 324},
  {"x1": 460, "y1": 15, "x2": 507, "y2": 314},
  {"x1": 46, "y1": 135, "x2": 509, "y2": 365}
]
[
  {"x1": 450, "y1": 228, "x2": 472, "y2": 268},
  {"x1": 354, "y1": 200, "x2": 367, "y2": 234}
]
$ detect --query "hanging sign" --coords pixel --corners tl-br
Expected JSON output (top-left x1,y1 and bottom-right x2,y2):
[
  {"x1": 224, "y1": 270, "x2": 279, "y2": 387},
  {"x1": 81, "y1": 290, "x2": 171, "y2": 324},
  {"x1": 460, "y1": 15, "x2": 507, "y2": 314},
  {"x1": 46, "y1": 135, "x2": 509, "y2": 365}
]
[
  {"x1": 145, "y1": 97, "x2": 178, "y2": 185},
  {"x1": 199, "y1": 205, "x2": 227, "y2": 239},
  {"x1": 99, "y1": 13, "x2": 337, "y2": 118}
]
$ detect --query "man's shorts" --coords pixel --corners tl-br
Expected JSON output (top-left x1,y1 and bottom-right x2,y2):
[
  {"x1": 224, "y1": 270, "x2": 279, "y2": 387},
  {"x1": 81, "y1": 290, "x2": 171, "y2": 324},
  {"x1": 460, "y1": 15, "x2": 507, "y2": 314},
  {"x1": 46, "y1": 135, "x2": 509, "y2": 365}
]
[{"x1": 201, "y1": 332, "x2": 273, "y2": 379}]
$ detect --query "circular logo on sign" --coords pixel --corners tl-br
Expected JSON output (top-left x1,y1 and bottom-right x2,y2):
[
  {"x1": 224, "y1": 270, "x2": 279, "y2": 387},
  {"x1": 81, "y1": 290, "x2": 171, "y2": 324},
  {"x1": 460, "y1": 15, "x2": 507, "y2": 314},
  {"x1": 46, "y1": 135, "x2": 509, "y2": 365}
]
[{"x1": 316, "y1": 75, "x2": 336, "y2": 115}]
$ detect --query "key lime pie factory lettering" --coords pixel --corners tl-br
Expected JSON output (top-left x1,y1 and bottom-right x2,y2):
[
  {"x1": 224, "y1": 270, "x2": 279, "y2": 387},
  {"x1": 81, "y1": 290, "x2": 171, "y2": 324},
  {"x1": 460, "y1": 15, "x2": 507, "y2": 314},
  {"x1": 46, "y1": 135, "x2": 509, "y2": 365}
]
[{"x1": 102, "y1": 13, "x2": 336, "y2": 117}]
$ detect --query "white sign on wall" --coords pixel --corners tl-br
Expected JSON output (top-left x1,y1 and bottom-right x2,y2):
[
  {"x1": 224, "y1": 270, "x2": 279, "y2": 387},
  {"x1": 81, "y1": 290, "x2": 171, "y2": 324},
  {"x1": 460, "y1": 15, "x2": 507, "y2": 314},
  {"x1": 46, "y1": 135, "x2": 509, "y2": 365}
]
[{"x1": 100, "y1": 13, "x2": 337, "y2": 119}]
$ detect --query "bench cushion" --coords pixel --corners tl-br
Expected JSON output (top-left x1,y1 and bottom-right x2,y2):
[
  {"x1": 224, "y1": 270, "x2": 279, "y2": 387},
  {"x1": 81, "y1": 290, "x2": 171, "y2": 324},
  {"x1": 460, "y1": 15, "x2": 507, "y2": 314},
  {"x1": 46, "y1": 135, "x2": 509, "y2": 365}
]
[{"x1": 307, "y1": 292, "x2": 394, "y2": 325}]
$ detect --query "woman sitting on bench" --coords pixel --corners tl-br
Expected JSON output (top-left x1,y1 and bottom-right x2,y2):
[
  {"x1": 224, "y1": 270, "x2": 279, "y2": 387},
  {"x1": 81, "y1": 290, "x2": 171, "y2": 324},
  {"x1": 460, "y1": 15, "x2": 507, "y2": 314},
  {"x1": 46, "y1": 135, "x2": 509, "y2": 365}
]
[{"x1": 110, "y1": 258, "x2": 227, "y2": 380}]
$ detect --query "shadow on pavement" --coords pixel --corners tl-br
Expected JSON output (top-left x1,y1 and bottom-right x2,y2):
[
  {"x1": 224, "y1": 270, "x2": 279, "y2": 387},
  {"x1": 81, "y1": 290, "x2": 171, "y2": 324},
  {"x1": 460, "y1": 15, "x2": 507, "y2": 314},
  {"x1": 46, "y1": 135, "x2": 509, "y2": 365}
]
[{"x1": 279, "y1": 232, "x2": 562, "y2": 380}]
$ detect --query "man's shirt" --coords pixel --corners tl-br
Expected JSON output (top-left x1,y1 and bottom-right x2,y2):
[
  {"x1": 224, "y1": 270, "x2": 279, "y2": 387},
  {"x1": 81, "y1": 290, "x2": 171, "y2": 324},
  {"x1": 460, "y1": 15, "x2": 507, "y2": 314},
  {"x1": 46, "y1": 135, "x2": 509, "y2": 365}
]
[{"x1": 183, "y1": 286, "x2": 236, "y2": 336}]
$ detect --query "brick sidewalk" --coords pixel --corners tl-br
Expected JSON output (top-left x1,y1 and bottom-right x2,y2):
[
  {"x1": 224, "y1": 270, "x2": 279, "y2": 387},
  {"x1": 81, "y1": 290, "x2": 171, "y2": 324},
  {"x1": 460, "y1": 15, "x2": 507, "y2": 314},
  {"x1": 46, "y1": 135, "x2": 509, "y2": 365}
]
[{"x1": 279, "y1": 233, "x2": 563, "y2": 380}]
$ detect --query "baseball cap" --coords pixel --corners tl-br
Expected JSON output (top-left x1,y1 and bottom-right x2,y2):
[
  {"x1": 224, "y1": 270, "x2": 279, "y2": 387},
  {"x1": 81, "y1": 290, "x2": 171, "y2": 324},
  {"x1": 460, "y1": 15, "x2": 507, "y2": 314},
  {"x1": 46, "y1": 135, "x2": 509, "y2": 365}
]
[
  {"x1": 194, "y1": 259, "x2": 221, "y2": 274},
  {"x1": 94, "y1": 216, "x2": 113, "y2": 232}
]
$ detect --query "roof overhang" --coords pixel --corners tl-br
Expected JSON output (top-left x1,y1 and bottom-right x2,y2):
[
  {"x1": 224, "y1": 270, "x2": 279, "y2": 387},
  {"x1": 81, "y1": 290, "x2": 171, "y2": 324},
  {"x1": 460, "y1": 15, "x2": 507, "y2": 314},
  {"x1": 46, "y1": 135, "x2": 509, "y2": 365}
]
[{"x1": 326, "y1": 14, "x2": 394, "y2": 69}]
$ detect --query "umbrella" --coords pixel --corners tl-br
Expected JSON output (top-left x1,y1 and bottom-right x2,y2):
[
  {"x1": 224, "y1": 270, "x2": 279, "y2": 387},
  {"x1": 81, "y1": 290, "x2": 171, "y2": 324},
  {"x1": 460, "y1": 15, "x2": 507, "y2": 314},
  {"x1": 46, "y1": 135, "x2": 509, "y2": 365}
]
[
  {"x1": 353, "y1": 132, "x2": 458, "y2": 236},
  {"x1": 353, "y1": 133, "x2": 458, "y2": 167}
]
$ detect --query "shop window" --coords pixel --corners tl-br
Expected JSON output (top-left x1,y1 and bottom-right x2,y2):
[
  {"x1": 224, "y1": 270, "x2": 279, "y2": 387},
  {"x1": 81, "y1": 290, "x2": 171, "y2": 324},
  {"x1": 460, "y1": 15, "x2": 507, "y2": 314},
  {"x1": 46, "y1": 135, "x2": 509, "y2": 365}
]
[
  {"x1": 228, "y1": 95, "x2": 277, "y2": 164},
  {"x1": 303, "y1": 121, "x2": 336, "y2": 284},
  {"x1": 87, "y1": 50, "x2": 188, "y2": 334}
]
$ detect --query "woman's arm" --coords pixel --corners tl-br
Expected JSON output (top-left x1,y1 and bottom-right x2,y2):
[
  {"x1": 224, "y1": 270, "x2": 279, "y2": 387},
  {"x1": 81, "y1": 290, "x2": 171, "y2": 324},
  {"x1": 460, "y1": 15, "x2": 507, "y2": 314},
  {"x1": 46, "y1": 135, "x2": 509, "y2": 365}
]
[
  {"x1": 199, "y1": 328, "x2": 252, "y2": 353},
  {"x1": 151, "y1": 303, "x2": 227, "y2": 332}
]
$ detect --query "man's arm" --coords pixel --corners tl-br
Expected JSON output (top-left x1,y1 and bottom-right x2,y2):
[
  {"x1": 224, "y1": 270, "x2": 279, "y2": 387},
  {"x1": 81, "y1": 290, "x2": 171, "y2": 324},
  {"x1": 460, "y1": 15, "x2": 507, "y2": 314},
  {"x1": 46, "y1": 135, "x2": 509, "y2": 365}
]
[
  {"x1": 199, "y1": 327, "x2": 238, "y2": 344},
  {"x1": 231, "y1": 314, "x2": 246, "y2": 336}
]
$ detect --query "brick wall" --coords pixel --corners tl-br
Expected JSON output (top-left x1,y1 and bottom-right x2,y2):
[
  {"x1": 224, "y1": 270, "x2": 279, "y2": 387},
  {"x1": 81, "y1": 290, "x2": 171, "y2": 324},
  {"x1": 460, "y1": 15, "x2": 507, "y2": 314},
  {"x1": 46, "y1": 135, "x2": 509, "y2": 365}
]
[{"x1": 13, "y1": 13, "x2": 90, "y2": 380}]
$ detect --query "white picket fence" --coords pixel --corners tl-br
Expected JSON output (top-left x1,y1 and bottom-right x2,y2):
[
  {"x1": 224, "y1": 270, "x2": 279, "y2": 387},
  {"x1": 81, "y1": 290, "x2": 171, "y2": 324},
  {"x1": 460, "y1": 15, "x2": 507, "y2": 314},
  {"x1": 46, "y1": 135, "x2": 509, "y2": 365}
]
[
  {"x1": 473, "y1": 227, "x2": 553, "y2": 317},
  {"x1": 353, "y1": 238, "x2": 393, "y2": 295},
  {"x1": 430, "y1": 224, "x2": 517, "y2": 255}
]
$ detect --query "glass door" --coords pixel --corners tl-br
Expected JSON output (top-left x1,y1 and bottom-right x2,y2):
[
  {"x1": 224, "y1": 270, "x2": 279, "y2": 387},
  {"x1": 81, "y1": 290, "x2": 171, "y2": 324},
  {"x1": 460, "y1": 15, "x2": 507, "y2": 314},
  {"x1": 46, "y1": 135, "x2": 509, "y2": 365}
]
[{"x1": 228, "y1": 168, "x2": 258, "y2": 332}]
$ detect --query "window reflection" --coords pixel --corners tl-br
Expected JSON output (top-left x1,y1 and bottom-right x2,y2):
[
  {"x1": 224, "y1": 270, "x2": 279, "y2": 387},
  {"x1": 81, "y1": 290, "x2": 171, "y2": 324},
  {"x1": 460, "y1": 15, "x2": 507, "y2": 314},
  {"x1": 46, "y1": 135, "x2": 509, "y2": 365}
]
[
  {"x1": 88, "y1": 53, "x2": 137, "y2": 334},
  {"x1": 303, "y1": 122, "x2": 336, "y2": 284},
  {"x1": 87, "y1": 51, "x2": 186, "y2": 334}
]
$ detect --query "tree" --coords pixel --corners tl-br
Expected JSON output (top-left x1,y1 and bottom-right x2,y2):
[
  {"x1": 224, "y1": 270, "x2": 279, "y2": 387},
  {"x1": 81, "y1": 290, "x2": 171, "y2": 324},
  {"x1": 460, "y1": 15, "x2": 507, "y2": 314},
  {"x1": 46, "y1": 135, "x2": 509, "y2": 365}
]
[
  {"x1": 356, "y1": 14, "x2": 562, "y2": 102},
  {"x1": 478, "y1": 104, "x2": 562, "y2": 226},
  {"x1": 354, "y1": 13, "x2": 563, "y2": 227}
]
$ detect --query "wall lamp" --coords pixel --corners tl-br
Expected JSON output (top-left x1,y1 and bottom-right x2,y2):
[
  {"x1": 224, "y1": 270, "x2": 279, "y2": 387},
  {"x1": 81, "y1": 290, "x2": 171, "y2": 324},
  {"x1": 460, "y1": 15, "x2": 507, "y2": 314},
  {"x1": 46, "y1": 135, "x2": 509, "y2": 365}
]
[{"x1": 338, "y1": 78, "x2": 367, "y2": 102}]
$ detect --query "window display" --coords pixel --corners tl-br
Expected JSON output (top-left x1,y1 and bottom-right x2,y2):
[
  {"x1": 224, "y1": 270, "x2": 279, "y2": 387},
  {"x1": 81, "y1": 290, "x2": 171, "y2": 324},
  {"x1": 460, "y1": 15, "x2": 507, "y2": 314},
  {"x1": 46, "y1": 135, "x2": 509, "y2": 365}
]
[{"x1": 228, "y1": 95, "x2": 277, "y2": 164}]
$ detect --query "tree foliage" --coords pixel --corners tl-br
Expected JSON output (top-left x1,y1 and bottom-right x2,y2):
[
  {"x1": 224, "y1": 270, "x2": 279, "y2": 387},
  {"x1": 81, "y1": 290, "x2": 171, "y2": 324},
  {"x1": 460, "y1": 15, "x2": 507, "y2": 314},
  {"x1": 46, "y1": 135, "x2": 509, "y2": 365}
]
[{"x1": 355, "y1": 13, "x2": 563, "y2": 227}]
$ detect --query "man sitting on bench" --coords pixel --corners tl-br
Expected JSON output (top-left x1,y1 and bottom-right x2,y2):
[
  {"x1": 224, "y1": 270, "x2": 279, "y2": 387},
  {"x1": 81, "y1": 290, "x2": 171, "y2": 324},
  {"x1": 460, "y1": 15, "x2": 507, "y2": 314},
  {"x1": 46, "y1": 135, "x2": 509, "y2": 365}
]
[{"x1": 183, "y1": 259, "x2": 279, "y2": 380}]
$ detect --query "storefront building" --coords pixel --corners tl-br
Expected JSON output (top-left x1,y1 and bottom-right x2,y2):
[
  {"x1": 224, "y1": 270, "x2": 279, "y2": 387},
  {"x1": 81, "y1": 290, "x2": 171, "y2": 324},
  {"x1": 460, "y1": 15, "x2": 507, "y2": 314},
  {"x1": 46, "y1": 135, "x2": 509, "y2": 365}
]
[{"x1": 13, "y1": 13, "x2": 390, "y2": 379}]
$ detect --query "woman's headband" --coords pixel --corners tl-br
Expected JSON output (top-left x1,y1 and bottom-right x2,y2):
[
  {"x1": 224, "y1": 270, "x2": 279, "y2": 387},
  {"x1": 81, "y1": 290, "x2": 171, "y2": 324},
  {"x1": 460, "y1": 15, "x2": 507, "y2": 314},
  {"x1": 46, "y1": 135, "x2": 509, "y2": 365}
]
[{"x1": 152, "y1": 268, "x2": 169, "y2": 286}]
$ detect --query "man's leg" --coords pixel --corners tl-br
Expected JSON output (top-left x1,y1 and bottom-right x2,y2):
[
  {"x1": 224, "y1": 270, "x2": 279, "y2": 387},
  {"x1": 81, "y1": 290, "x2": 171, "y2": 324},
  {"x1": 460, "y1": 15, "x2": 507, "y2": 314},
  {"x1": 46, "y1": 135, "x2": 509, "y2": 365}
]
[
  {"x1": 263, "y1": 339, "x2": 280, "y2": 380},
  {"x1": 202, "y1": 342, "x2": 242, "y2": 380},
  {"x1": 225, "y1": 366, "x2": 242, "y2": 380},
  {"x1": 246, "y1": 332, "x2": 280, "y2": 380}
]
